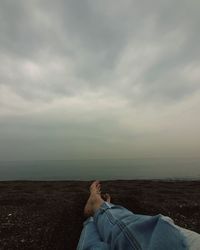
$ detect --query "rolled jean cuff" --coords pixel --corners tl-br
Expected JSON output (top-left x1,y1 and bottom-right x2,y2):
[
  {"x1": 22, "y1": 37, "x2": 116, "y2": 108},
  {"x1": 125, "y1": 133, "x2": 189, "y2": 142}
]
[
  {"x1": 83, "y1": 216, "x2": 94, "y2": 226},
  {"x1": 93, "y1": 202, "x2": 115, "y2": 219}
]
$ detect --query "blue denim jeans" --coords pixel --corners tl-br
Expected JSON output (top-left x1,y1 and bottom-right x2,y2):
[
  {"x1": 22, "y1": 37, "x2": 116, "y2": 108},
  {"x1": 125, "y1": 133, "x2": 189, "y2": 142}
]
[{"x1": 77, "y1": 202, "x2": 200, "y2": 250}]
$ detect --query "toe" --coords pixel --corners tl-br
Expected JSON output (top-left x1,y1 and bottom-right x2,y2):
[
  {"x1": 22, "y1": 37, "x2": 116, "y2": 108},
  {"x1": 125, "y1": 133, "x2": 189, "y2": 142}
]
[
  {"x1": 90, "y1": 180, "x2": 100, "y2": 193},
  {"x1": 105, "y1": 193, "x2": 111, "y2": 202}
]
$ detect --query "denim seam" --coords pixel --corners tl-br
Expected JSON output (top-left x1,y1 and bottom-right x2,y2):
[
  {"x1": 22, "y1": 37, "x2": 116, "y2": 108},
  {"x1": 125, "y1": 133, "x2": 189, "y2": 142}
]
[
  {"x1": 106, "y1": 210, "x2": 141, "y2": 250},
  {"x1": 105, "y1": 210, "x2": 116, "y2": 224},
  {"x1": 117, "y1": 220, "x2": 142, "y2": 250}
]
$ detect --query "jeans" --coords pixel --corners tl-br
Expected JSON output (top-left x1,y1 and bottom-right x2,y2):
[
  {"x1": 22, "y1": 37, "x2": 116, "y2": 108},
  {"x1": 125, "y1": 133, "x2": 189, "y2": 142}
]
[{"x1": 77, "y1": 202, "x2": 200, "y2": 250}]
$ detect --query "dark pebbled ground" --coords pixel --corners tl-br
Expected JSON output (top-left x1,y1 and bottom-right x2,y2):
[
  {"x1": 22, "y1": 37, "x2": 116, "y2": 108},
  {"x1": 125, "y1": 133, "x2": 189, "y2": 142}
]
[{"x1": 0, "y1": 180, "x2": 200, "y2": 250}]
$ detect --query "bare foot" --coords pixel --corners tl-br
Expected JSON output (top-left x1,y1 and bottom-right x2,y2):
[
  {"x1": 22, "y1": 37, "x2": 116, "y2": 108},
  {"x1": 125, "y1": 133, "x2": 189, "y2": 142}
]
[
  {"x1": 102, "y1": 193, "x2": 111, "y2": 203},
  {"x1": 84, "y1": 181, "x2": 105, "y2": 217}
]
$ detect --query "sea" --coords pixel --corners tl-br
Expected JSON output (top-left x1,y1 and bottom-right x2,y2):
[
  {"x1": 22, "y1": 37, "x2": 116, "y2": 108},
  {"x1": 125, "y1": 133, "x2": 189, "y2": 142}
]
[{"x1": 0, "y1": 158, "x2": 200, "y2": 181}]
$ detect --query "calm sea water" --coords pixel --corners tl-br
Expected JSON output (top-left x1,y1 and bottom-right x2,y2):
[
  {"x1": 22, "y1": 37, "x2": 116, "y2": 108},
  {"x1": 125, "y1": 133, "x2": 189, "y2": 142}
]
[{"x1": 0, "y1": 158, "x2": 200, "y2": 181}]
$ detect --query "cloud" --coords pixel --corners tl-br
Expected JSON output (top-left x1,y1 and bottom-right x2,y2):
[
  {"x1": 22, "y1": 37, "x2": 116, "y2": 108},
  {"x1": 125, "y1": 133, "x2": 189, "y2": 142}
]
[
  {"x1": 0, "y1": 0, "x2": 199, "y2": 160},
  {"x1": 0, "y1": 0, "x2": 199, "y2": 102}
]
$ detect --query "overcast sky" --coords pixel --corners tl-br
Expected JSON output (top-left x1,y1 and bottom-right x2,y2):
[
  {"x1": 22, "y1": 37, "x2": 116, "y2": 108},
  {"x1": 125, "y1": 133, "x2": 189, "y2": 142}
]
[{"x1": 0, "y1": 0, "x2": 200, "y2": 161}]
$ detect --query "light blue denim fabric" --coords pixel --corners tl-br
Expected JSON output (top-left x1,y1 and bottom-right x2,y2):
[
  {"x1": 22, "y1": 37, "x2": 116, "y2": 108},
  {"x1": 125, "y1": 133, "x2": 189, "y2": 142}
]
[
  {"x1": 77, "y1": 202, "x2": 200, "y2": 250},
  {"x1": 77, "y1": 217, "x2": 109, "y2": 250}
]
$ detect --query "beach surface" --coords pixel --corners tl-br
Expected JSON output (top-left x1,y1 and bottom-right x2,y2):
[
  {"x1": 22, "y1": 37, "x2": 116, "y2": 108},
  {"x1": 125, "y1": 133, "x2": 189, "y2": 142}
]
[{"x1": 0, "y1": 180, "x2": 200, "y2": 250}]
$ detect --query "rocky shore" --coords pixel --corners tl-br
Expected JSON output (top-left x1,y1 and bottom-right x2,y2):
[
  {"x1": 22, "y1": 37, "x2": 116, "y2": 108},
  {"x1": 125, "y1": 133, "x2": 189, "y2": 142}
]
[{"x1": 0, "y1": 180, "x2": 199, "y2": 250}]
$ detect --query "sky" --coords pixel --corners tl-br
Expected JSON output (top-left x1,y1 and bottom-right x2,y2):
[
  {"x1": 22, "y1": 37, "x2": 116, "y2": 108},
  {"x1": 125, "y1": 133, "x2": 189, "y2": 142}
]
[{"x1": 0, "y1": 0, "x2": 200, "y2": 161}]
